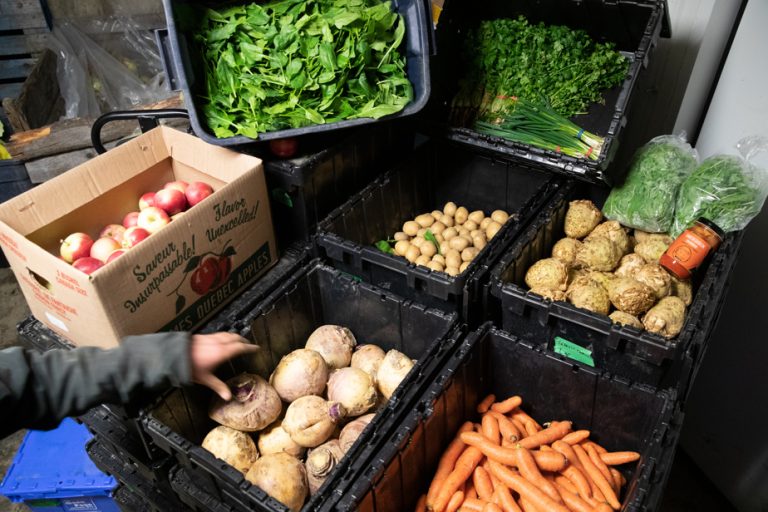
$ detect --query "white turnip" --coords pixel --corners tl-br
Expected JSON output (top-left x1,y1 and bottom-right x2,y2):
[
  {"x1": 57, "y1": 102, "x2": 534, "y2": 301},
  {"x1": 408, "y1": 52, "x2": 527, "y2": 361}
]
[
  {"x1": 282, "y1": 396, "x2": 346, "y2": 448},
  {"x1": 270, "y1": 349, "x2": 328, "y2": 402},
  {"x1": 305, "y1": 439, "x2": 345, "y2": 495},
  {"x1": 350, "y1": 344, "x2": 385, "y2": 383},
  {"x1": 257, "y1": 420, "x2": 306, "y2": 458},
  {"x1": 327, "y1": 367, "x2": 377, "y2": 416},
  {"x1": 338, "y1": 413, "x2": 375, "y2": 454},
  {"x1": 376, "y1": 349, "x2": 415, "y2": 400},
  {"x1": 245, "y1": 453, "x2": 307, "y2": 512},
  {"x1": 201, "y1": 425, "x2": 259, "y2": 474},
  {"x1": 209, "y1": 373, "x2": 282, "y2": 432},
  {"x1": 305, "y1": 325, "x2": 356, "y2": 369}
]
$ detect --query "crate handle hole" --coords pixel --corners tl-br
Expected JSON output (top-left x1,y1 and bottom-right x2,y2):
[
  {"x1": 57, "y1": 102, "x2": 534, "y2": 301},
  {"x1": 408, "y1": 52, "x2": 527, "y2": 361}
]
[{"x1": 28, "y1": 269, "x2": 53, "y2": 292}]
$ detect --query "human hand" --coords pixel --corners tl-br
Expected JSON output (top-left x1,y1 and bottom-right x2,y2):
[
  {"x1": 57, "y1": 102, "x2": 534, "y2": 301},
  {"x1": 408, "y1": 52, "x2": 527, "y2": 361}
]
[{"x1": 190, "y1": 332, "x2": 259, "y2": 401}]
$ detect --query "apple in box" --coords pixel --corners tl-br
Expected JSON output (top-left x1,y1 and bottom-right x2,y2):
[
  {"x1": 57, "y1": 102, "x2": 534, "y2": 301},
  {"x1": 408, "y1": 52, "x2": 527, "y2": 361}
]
[
  {"x1": 164, "y1": 180, "x2": 189, "y2": 194},
  {"x1": 73, "y1": 257, "x2": 104, "y2": 275},
  {"x1": 137, "y1": 207, "x2": 170, "y2": 234},
  {"x1": 99, "y1": 224, "x2": 126, "y2": 243},
  {"x1": 60, "y1": 233, "x2": 94, "y2": 263},
  {"x1": 90, "y1": 237, "x2": 122, "y2": 263},
  {"x1": 106, "y1": 249, "x2": 126, "y2": 263},
  {"x1": 123, "y1": 211, "x2": 140, "y2": 228},
  {"x1": 139, "y1": 192, "x2": 156, "y2": 210},
  {"x1": 154, "y1": 188, "x2": 187, "y2": 216},
  {"x1": 122, "y1": 227, "x2": 150, "y2": 248},
  {"x1": 186, "y1": 181, "x2": 214, "y2": 207}
]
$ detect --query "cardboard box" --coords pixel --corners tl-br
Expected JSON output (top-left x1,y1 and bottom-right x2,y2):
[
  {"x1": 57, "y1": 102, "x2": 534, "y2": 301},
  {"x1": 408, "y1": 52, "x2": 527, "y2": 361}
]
[{"x1": 0, "y1": 127, "x2": 277, "y2": 348}]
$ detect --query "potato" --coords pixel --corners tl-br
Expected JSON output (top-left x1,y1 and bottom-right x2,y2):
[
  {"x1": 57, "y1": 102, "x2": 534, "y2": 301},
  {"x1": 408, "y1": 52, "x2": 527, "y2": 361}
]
[
  {"x1": 455, "y1": 206, "x2": 469, "y2": 225},
  {"x1": 431, "y1": 210, "x2": 443, "y2": 220},
  {"x1": 551, "y1": 238, "x2": 582, "y2": 268},
  {"x1": 564, "y1": 200, "x2": 602, "y2": 239},
  {"x1": 420, "y1": 242, "x2": 437, "y2": 258},
  {"x1": 461, "y1": 247, "x2": 478, "y2": 262},
  {"x1": 643, "y1": 296, "x2": 686, "y2": 338},
  {"x1": 411, "y1": 236, "x2": 426, "y2": 248},
  {"x1": 434, "y1": 234, "x2": 444, "y2": 243},
  {"x1": 463, "y1": 220, "x2": 478, "y2": 232},
  {"x1": 442, "y1": 227, "x2": 458, "y2": 240},
  {"x1": 443, "y1": 202, "x2": 457, "y2": 216},
  {"x1": 469, "y1": 210, "x2": 485, "y2": 224},
  {"x1": 458, "y1": 228, "x2": 470, "y2": 237},
  {"x1": 439, "y1": 214, "x2": 454, "y2": 227},
  {"x1": 394, "y1": 240, "x2": 410, "y2": 256},
  {"x1": 445, "y1": 266, "x2": 460, "y2": 276},
  {"x1": 449, "y1": 237, "x2": 470, "y2": 251},
  {"x1": 415, "y1": 213, "x2": 435, "y2": 228},
  {"x1": 480, "y1": 218, "x2": 492, "y2": 230},
  {"x1": 431, "y1": 221, "x2": 446, "y2": 235},
  {"x1": 439, "y1": 242, "x2": 450, "y2": 255},
  {"x1": 470, "y1": 229, "x2": 482, "y2": 238},
  {"x1": 459, "y1": 261, "x2": 469, "y2": 273},
  {"x1": 416, "y1": 228, "x2": 427, "y2": 238},
  {"x1": 415, "y1": 255, "x2": 431, "y2": 266},
  {"x1": 403, "y1": 221, "x2": 420, "y2": 236},
  {"x1": 427, "y1": 261, "x2": 444, "y2": 272},
  {"x1": 525, "y1": 258, "x2": 568, "y2": 291},
  {"x1": 393, "y1": 231, "x2": 408, "y2": 242},
  {"x1": 432, "y1": 254, "x2": 445, "y2": 266},
  {"x1": 405, "y1": 245, "x2": 420, "y2": 263},
  {"x1": 492, "y1": 210, "x2": 509, "y2": 224},
  {"x1": 486, "y1": 221, "x2": 502, "y2": 240},
  {"x1": 445, "y1": 249, "x2": 462, "y2": 269},
  {"x1": 473, "y1": 236, "x2": 487, "y2": 250}
]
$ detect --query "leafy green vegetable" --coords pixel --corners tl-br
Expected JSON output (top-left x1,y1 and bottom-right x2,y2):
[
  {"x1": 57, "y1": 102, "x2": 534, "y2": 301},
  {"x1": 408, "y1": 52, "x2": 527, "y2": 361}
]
[
  {"x1": 424, "y1": 229, "x2": 440, "y2": 255},
  {"x1": 672, "y1": 155, "x2": 765, "y2": 236},
  {"x1": 375, "y1": 239, "x2": 395, "y2": 254},
  {"x1": 603, "y1": 136, "x2": 698, "y2": 232},
  {"x1": 452, "y1": 16, "x2": 628, "y2": 121},
  {"x1": 195, "y1": 0, "x2": 413, "y2": 139}
]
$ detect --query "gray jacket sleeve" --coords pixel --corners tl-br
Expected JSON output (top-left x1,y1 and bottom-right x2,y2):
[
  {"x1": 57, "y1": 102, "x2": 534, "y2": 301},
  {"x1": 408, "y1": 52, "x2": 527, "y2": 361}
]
[{"x1": 0, "y1": 331, "x2": 192, "y2": 437}]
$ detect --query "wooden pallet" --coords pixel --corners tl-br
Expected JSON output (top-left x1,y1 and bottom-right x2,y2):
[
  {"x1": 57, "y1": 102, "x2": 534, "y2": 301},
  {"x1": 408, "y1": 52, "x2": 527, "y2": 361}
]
[{"x1": 0, "y1": 0, "x2": 49, "y2": 100}]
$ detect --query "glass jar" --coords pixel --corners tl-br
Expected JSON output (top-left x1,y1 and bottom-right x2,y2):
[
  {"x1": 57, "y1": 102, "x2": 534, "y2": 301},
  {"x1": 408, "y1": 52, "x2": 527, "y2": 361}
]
[{"x1": 660, "y1": 218, "x2": 724, "y2": 279}]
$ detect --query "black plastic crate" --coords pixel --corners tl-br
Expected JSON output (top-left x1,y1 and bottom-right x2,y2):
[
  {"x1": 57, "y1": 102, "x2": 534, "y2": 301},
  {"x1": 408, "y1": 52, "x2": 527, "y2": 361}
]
[
  {"x1": 158, "y1": 0, "x2": 432, "y2": 146},
  {"x1": 261, "y1": 124, "x2": 414, "y2": 249},
  {"x1": 335, "y1": 324, "x2": 682, "y2": 512},
  {"x1": 315, "y1": 138, "x2": 563, "y2": 322},
  {"x1": 141, "y1": 260, "x2": 461, "y2": 512},
  {"x1": 86, "y1": 438, "x2": 190, "y2": 512},
  {"x1": 487, "y1": 180, "x2": 742, "y2": 399},
  {"x1": 171, "y1": 465, "x2": 237, "y2": 512},
  {"x1": 113, "y1": 485, "x2": 145, "y2": 512},
  {"x1": 421, "y1": 0, "x2": 666, "y2": 185}
]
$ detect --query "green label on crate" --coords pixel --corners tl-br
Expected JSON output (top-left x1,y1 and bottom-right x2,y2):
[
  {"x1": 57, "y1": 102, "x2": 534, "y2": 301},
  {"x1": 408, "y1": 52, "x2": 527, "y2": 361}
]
[
  {"x1": 271, "y1": 188, "x2": 293, "y2": 208},
  {"x1": 27, "y1": 500, "x2": 60, "y2": 507},
  {"x1": 554, "y1": 337, "x2": 594, "y2": 367}
]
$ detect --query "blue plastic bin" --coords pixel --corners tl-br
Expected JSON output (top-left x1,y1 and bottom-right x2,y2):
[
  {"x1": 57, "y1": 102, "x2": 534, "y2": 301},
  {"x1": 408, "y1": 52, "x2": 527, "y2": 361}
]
[{"x1": 0, "y1": 418, "x2": 119, "y2": 512}]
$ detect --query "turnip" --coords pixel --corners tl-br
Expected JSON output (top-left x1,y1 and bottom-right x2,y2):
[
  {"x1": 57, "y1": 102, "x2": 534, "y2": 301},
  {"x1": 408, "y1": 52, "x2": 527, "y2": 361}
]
[
  {"x1": 350, "y1": 344, "x2": 385, "y2": 383},
  {"x1": 305, "y1": 325, "x2": 356, "y2": 369},
  {"x1": 245, "y1": 453, "x2": 307, "y2": 512},
  {"x1": 270, "y1": 349, "x2": 328, "y2": 402},
  {"x1": 201, "y1": 425, "x2": 259, "y2": 474},
  {"x1": 283, "y1": 396, "x2": 346, "y2": 448},
  {"x1": 209, "y1": 373, "x2": 282, "y2": 432},
  {"x1": 338, "y1": 413, "x2": 375, "y2": 453},
  {"x1": 376, "y1": 349, "x2": 415, "y2": 400},
  {"x1": 305, "y1": 439, "x2": 345, "y2": 495},
  {"x1": 327, "y1": 367, "x2": 377, "y2": 416},
  {"x1": 258, "y1": 420, "x2": 306, "y2": 458}
]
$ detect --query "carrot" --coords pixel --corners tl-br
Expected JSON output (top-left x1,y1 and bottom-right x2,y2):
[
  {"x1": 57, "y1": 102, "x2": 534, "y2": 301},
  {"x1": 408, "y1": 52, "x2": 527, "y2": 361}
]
[
  {"x1": 553, "y1": 475, "x2": 578, "y2": 495},
  {"x1": 474, "y1": 467, "x2": 495, "y2": 502},
  {"x1": 593, "y1": 503, "x2": 613, "y2": 512},
  {"x1": 599, "y1": 451, "x2": 640, "y2": 466},
  {"x1": 523, "y1": 422, "x2": 539, "y2": 437},
  {"x1": 514, "y1": 446, "x2": 563, "y2": 504},
  {"x1": 488, "y1": 461, "x2": 570, "y2": 512},
  {"x1": 562, "y1": 430, "x2": 590, "y2": 445},
  {"x1": 461, "y1": 498, "x2": 487, "y2": 511},
  {"x1": 539, "y1": 445, "x2": 552, "y2": 452},
  {"x1": 460, "y1": 432, "x2": 518, "y2": 466},
  {"x1": 432, "y1": 447, "x2": 484, "y2": 512},
  {"x1": 561, "y1": 465, "x2": 592, "y2": 500},
  {"x1": 482, "y1": 414, "x2": 501, "y2": 445},
  {"x1": 518, "y1": 421, "x2": 572, "y2": 450},
  {"x1": 416, "y1": 494, "x2": 427, "y2": 512},
  {"x1": 466, "y1": 480, "x2": 478, "y2": 500},
  {"x1": 446, "y1": 490, "x2": 464, "y2": 512},
  {"x1": 518, "y1": 498, "x2": 539, "y2": 512},
  {"x1": 573, "y1": 445, "x2": 620, "y2": 510},
  {"x1": 490, "y1": 396, "x2": 522, "y2": 414},
  {"x1": 609, "y1": 468, "x2": 622, "y2": 493},
  {"x1": 585, "y1": 444, "x2": 615, "y2": 493},
  {"x1": 552, "y1": 481, "x2": 594, "y2": 512},
  {"x1": 551, "y1": 441, "x2": 598, "y2": 497},
  {"x1": 489, "y1": 411, "x2": 522, "y2": 443},
  {"x1": 483, "y1": 503, "x2": 503, "y2": 512},
  {"x1": 510, "y1": 410, "x2": 542, "y2": 430},
  {"x1": 493, "y1": 484, "x2": 522, "y2": 512},
  {"x1": 477, "y1": 394, "x2": 497, "y2": 414},
  {"x1": 531, "y1": 450, "x2": 567, "y2": 472},
  {"x1": 585, "y1": 441, "x2": 607, "y2": 454},
  {"x1": 427, "y1": 422, "x2": 474, "y2": 507}
]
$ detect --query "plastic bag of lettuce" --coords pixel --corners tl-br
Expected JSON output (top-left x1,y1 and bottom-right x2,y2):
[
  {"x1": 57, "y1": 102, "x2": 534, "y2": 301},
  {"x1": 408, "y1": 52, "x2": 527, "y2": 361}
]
[
  {"x1": 672, "y1": 135, "x2": 768, "y2": 236},
  {"x1": 603, "y1": 134, "x2": 698, "y2": 232}
]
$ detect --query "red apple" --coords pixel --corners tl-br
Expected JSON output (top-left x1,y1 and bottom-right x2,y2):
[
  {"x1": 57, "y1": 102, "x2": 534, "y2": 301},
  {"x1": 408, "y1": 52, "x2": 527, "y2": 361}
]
[
  {"x1": 72, "y1": 257, "x2": 104, "y2": 275},
  {"x1": 139, "y1": 192, "x2": 156, "y2": 210},
  {"x1": 185, "y1": 181, "x2": 214, "y2": 207},
  {"x1": 164, "y1": 180, "x2": 189, "y2": 194},
  {"x1": 154, "y1": 188, "x2": 187, "y2": 216},
  {"x1": 90, "y1": 237, "x2": 122, "y2": 263},
  {"x1": 122, "y1": 227, "x2": 151, "y2": 248},
  {"x1": 122, "y1": 211, "x2": 140, "y2": 228},
  {"x1": 60, "y1": 233, "x2": 94, "y2": 263},
  {"x1": 106, "y1": 249, "x2": 127, "y2": 264},
  {"x1": 137, "y1": 207, "x2": 170, "y2": 234},
  {"x1": 269, "y1": 138, "x2": 298, "y2": 158},
  {"x1": 99, "y1": 224, "x2": 126, "y2": 243}
]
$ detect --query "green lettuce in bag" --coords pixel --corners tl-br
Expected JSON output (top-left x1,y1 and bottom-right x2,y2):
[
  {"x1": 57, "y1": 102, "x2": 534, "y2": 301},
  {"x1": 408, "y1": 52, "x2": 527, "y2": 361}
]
[{"x1": 603, "y1": 135, "x2": 698, "y2": 232}]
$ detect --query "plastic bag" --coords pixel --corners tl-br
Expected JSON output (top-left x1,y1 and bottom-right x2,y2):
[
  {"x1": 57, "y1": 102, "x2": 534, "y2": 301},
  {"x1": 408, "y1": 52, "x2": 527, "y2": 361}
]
[
  {"x1": 47, "y1": 18, "x2": 171, "y2": 119},
  {"x1": 603, "y1": 134, "x2": 699, "y2": 233},
  {"x1": 672, "y1": 135, "x2": 768, "y2": 236}
]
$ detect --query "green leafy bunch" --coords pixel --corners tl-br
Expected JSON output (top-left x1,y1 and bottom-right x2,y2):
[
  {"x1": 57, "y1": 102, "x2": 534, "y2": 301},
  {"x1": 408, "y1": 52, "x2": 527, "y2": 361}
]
[
  {"x1": 455, "y1": 16, "x2": 628, "y2": 118},
  {"x1": 196, "y1": 0, "x2": 413, "y2": 139}
]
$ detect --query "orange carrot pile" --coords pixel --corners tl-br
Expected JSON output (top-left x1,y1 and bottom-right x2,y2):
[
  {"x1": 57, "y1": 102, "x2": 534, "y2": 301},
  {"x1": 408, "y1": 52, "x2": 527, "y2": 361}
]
[{"x1": 418, "y1": 394, "x2": 640, "y2": 512}]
